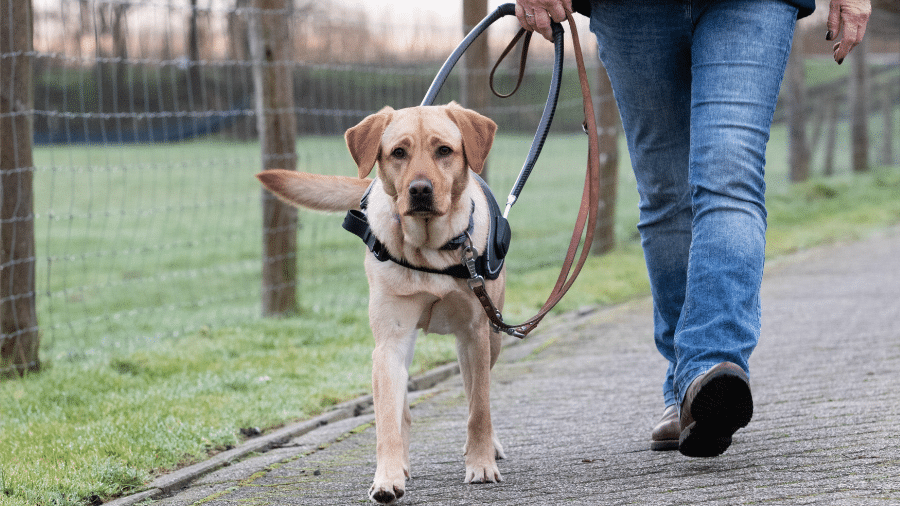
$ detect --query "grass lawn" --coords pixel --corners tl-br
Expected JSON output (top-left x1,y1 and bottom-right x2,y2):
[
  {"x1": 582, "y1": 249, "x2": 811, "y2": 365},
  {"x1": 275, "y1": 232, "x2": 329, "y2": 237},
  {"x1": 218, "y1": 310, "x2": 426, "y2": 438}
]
[{"x1": 1, "y1": 101, "x2": 899, "y2": 505}]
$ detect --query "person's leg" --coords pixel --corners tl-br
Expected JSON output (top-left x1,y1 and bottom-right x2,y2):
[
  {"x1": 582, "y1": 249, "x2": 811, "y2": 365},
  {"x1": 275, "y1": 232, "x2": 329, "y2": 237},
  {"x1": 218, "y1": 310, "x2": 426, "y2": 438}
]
[
  {"x1": 675, "y1": 0, "x2": 798, "y2": 457},
  {"x1": 589, "y1": 0, "x2": 693, "y2": 411},
  {"x1": 676, "y1": 0, "x2": 798, "y2": 401}
]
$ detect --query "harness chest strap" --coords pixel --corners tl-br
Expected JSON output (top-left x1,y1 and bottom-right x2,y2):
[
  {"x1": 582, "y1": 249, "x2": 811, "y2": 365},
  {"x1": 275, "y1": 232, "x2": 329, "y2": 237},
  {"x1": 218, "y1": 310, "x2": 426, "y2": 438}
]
[{"x1": 342, "y1": 174, "x2": 510, "y2": 281}]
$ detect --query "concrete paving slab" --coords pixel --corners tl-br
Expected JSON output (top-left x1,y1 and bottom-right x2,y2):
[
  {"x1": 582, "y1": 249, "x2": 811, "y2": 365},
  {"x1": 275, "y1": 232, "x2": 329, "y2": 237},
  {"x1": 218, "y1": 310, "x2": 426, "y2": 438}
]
[{"x1": 120, "y1": 228, "x2": 900, "y2": 505}]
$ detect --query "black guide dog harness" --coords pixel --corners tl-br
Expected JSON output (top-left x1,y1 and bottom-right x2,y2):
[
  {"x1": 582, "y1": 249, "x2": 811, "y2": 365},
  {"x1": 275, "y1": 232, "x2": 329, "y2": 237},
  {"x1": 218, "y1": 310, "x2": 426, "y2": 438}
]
[{"x1": 342, "y1": 173, "x2": 511, "y2": 281}]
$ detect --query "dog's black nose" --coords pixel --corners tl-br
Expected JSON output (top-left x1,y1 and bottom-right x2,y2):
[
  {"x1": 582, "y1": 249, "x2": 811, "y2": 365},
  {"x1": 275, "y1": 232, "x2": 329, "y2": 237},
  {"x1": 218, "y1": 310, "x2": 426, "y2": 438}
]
[{"x1": 408, "y1": 179, "x2": 433, "y2": 198}]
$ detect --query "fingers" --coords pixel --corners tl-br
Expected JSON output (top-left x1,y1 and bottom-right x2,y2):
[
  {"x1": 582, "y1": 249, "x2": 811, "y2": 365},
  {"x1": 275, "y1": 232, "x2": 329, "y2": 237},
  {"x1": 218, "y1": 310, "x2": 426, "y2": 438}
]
[
  {"x1": 825, "y1": 0, "x2": 871, "y2": 64},
  {"x1": 532, "y1": 9, "x2": 554, "y2": 41},
  {"x1": 544, "y1": 0, "x2": 570, "y2": 23},
  {"x1": 515, "y1": 0, "x2": 571, "y2": 42},
  {"x1": 825, "y1": 0, "x2": 843, "y2": 41},
  {"x1": 515, "y1": 3, "x2": 555, "y2": 42}
]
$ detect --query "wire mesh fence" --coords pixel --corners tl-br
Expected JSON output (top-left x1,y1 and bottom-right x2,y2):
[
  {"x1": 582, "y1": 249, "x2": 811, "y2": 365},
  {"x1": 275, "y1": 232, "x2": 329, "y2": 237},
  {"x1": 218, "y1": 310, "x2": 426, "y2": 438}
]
[
  {"x1": 4, "y1": 0, "x2": 616, "y2": 372},
  {"x1": 1, "y1": 0, "x2": 898, "y2": 375}
]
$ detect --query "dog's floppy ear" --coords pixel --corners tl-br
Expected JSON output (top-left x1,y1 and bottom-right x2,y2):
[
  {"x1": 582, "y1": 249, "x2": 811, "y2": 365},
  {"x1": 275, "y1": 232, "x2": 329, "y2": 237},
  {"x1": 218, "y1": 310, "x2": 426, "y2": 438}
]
[
  {"x1": 444, "y1": 102, "x2": 497, "y2": 174},
  {"x1": 345, "y1": 106, "x2": 394, "y2": 178}
]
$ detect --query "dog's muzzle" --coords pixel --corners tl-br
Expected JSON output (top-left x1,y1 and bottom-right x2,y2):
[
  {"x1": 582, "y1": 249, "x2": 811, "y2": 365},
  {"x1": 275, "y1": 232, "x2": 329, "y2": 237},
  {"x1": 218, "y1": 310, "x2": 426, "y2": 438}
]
[{"x1": 408, "y1": 178, "x2": 436, "y2": 214}]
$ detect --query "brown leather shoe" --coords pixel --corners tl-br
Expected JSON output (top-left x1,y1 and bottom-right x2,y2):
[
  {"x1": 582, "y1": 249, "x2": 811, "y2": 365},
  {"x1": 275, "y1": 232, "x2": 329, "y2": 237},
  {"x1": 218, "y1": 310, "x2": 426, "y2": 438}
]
[
  {"x1": 650, "y1": 405, "x2": 680, "y2": 451},
  {"x1": 678, "y1": 362, "x2": 753, "y2": 458}
]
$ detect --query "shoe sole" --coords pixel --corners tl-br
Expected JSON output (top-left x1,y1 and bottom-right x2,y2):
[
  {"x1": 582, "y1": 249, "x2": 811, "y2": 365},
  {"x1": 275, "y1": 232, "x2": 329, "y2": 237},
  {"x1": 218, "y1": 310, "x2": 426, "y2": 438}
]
[
  {"x1": 678, "y1": 369, "x2": 753, "y2": 458},
  {"x1": 650, "y1": 439, "x2": 680, "y2": 451}
]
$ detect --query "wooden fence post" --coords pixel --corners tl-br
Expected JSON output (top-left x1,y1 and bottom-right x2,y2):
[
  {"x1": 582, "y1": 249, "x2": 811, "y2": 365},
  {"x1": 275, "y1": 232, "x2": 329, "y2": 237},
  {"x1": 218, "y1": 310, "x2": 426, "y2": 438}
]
[
  {"x1": 849, "y1": 37, "x2": 869, "y2": 173},
  {"x1": 462, "y1": 0, "x2": 490, "y2": 182},
  {"x1": 0, "y1": 0, "x2": 40, "y2": 375},
  {"x1": 591, "y1": 64, "x2": 619, "y2": 255},
  {"x1": 251, "y1": 0, "x2": 298, "y2": 317},
  {"x1": 786, "y1": 26, "x2": 810, "y2": 182}
]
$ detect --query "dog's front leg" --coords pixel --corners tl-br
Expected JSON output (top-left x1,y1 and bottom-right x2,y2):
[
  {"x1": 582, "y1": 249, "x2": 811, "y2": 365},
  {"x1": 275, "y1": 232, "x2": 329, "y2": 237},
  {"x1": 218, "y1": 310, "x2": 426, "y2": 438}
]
[
  {"x1": 368, "y1": 296, "x2": 418, "y2": 504},
  {"x1": 456, "y1": 322, "x2": 503, "y2": 484}
]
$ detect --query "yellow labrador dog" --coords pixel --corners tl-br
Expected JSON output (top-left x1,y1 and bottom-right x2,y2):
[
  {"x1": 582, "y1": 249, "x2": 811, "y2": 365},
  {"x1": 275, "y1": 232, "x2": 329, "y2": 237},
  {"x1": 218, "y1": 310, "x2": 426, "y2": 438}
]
[{"x1": 257, "y1": 102, "x2": 507, "y2": 504}]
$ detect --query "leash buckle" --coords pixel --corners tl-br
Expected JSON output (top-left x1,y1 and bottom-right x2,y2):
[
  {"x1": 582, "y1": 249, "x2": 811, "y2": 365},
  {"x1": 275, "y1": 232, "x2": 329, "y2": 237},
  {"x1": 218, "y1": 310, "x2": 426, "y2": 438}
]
[
  {"x1": 467, "y1": 275, "x2": 486, "y2": 291},
  {"x1": 506, "y1": 327, "x2": 526, "y2": 339},
  {"x1": 462, "y1": 233, "x2": 487, "y2": 290},
  {"x1": 462, "y1": 234, "x2": 480, "y2": 279}
]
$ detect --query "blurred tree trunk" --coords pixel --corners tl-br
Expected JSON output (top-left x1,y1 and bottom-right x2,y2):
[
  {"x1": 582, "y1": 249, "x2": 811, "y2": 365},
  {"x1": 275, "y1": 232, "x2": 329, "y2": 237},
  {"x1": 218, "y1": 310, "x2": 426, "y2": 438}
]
[
  {"x1": 112, "y1": 4, "x2": 128, "y2": 90},
  {"x1": 849, "y1": 37, "x2": 869, "y2": 173},
  {"x1": 251, "y1": 0, "x2": 298, "y2": 317},
  {"x1": 228, "y1": 0, "x2": 254, "y2": 139},
  {"x1": 229, "y1": 0, "x2": 252, "y2": 61},
  {"x1": 0, "y1": 0, "x2": 40, "y2": 375},
  {"x1": 823, "y1": 89, "x2": 838, "y2": 177},
  {"x1": 188, "y1": 0, "x2": 202, "y2": 101},
  {"x1": 786, "y1": 26, "x2": 810, "y2": 182},
  {"x1": 462, "y1": 0, "x2": 490, "y2": 181},
  {"x1": 111, "y1": 3, "x2": 129, "y2": 138},
  {"x1": 880, "y1": 82, "x2": 894, "y2": 165},
  {"x1": 591, "y1": 65, "x2": 619, "y2": 255}
]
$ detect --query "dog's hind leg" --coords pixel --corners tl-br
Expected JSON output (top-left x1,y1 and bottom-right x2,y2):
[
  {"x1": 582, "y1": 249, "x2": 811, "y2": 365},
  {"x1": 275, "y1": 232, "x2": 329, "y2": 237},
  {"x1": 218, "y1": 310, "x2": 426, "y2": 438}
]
[{"x1": 456, "y1": 322, "x2": 503, "y2": 484}]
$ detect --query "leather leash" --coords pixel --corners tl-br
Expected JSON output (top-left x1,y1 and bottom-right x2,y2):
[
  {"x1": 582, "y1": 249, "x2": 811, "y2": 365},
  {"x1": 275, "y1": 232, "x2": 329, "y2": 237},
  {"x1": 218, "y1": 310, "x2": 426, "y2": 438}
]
[{"x1": 468, "y1": 9, "x2": 601, "y2": 338}]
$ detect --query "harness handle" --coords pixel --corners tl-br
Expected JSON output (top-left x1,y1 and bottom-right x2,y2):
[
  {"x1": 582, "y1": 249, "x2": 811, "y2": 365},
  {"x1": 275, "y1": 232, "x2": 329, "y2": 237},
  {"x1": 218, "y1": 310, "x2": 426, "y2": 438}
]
[
  {"x1": 422, "y1": 4, "x2": 564, "y2": 219},
  {"x1": 421, "y1": 3, "x2": 515, "y2": 106}
]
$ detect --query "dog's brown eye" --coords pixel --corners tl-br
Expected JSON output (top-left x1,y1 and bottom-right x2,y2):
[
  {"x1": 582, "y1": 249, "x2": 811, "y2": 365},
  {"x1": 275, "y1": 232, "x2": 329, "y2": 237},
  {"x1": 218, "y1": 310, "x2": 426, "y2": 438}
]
[
  {"x1": 436, "y1": 146, "x2": 452, "y2": 157},
  {"x1": 391, "y1": 147, "x2": 406, "y2": 159}
]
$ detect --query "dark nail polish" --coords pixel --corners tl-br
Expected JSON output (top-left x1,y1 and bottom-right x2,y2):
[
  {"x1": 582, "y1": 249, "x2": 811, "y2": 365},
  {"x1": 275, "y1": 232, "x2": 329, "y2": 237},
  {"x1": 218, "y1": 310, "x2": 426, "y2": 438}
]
[
  {"x1": 837, "y1": 58, "x2": 844, "y2": 65},
  {"x1": 826, "y1": 30, "x2": 834, "y2": 40}
]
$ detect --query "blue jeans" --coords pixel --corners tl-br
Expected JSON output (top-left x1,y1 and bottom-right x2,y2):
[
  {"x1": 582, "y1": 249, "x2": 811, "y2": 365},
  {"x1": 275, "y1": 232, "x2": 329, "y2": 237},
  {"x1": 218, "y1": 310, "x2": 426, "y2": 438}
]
[{"x1": 589, "y1": 0, "x2": 797, "y2": 408}]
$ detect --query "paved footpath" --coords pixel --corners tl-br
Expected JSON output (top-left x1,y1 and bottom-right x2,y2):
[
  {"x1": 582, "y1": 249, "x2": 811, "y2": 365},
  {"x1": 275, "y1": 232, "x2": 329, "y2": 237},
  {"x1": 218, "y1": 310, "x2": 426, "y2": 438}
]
[{"x1": 119, "y1": 229, "x2": 900, "y2": 506}]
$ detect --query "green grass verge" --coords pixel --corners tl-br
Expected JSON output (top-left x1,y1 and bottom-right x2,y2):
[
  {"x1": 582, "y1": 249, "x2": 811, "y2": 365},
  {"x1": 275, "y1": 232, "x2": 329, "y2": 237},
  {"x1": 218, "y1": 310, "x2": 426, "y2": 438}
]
[{"x1": 2, "y1": 113, "x2": 899, "y2": 505}]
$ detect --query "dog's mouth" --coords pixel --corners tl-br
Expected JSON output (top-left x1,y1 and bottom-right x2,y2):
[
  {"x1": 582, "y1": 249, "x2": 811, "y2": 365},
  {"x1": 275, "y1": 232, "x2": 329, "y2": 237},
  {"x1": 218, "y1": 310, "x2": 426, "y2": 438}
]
[
  {"x1": 406, "y1": 192, "x2": 435, "y2": 209},
  {"x1": 403, "y1": 193, "x2": 444, "y2": 217},
  {"x1": 403, "y1": 205, "x2": 441, "y2": 217}
]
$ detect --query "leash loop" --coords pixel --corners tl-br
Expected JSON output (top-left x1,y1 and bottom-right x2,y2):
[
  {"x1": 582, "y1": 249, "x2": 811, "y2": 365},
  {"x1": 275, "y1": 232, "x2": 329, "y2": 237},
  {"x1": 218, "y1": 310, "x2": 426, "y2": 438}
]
[{"x1": 488, "y1": 29, "x2": 532, "y2": 99}]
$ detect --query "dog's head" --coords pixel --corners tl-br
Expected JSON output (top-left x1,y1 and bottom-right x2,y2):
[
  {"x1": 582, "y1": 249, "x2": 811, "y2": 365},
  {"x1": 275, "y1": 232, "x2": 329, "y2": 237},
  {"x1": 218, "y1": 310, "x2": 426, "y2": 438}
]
[{"x1": 345, "y1": 102, "x2": 496, "y2": 217}]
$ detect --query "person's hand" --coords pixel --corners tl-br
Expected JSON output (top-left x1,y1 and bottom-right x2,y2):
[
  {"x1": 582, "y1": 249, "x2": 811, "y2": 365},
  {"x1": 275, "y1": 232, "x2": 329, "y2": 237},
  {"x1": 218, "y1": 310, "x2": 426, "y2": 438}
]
[
  {"x1": 826, "y1": 0, "x2": 871, "y2": 64},
  {"x1": 515, "y1": 0, "x2": 572, "y2": 41}
]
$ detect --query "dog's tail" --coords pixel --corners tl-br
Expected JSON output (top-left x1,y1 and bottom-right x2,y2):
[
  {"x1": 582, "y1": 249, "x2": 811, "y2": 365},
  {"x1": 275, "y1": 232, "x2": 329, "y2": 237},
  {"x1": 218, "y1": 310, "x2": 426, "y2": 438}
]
[{"x1": 257, "y1": 169, "x2": 371, "y2": 212}]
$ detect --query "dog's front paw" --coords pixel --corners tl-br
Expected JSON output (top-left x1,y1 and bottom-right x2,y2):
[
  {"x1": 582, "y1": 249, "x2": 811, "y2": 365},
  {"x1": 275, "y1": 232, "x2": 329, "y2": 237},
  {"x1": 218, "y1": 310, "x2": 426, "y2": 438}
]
[
  {"x1": 369, "y1": 476, "x2": 405, "y2": 504},
  {"x1": 464, "y1": 460, "x2": 502, "y2": 484}
]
